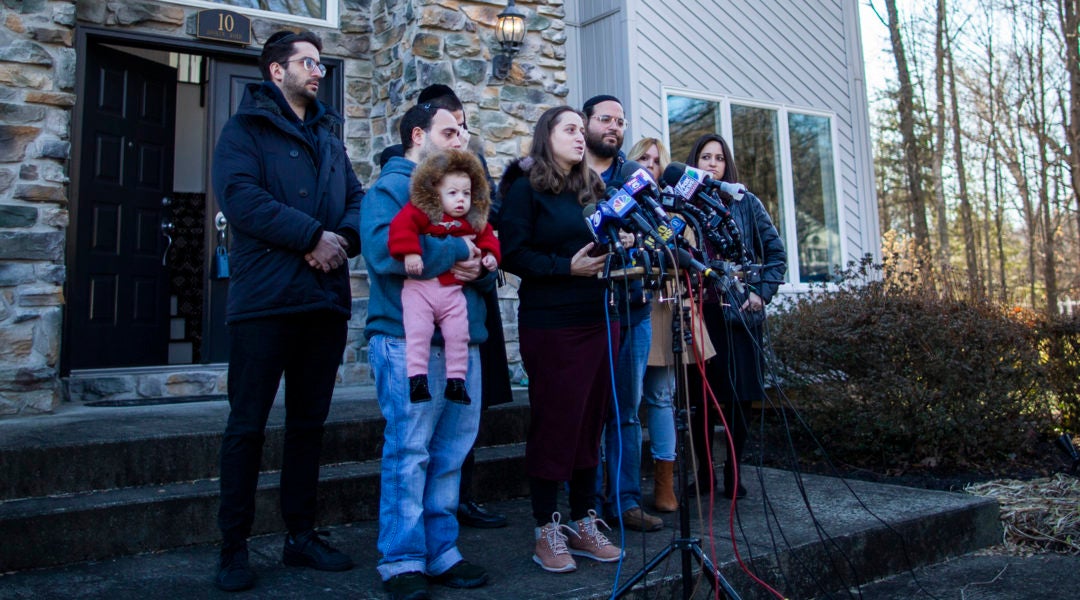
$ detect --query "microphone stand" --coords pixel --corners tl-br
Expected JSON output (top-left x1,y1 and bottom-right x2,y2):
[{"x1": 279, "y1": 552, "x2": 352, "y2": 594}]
[{"x1": 612, "y1": 283, "x2": 741, "y2": 600}]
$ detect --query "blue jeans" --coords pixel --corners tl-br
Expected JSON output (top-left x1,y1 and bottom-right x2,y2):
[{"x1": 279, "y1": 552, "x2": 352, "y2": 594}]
[
  {"x1": 643, "y1": 365, "x2": 677, "y2": 461},
  {"x1": 600, "y1": 314, "x2": 651, "y2": 515},
  {"x1": 371, "y1": 335, "x2": 481, "y2": 580}
]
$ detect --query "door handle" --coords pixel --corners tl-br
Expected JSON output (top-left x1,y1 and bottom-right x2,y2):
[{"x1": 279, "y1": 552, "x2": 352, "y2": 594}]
[{"x1": 161, "y1": 220, "x2": 175, "y2": 266}]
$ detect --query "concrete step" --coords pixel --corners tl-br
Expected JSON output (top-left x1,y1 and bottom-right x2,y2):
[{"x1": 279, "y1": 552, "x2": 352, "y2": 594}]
[
  {"x1": 0, "y1": 467, "x2": 1003, "y2": 599},
  {"x1": 0, "y1": 387, "x2": 529, "y2": 501},
  {"x1": 0, "y1": 386, "x2": 531, "y2": 572},
  {"x1": 0, "y1": 443, "x2": 528, "y2": 572}
]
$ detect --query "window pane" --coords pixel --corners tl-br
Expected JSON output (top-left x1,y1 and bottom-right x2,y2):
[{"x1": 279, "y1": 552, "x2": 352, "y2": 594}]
[
  {"x1": 666, "y1": 95, "x2": 720, "y2": 165},
  {"x1": 788, "y1": 113, "x2": 840, "y2": 283},
  {"x1": 207, "y1": 0, "x2": 325, "y2": 19},
  {"x1": 730, "y1": 104, "x2": 785, "y2": 273}
]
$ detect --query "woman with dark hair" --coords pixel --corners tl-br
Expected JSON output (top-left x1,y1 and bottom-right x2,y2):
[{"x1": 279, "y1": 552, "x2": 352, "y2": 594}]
[
  {"x1": 498, "y1": 106, "x2": 623, "y2": 573},
  {"x1": 683, "y1": 133, "x2": 786, "y2": 500}
]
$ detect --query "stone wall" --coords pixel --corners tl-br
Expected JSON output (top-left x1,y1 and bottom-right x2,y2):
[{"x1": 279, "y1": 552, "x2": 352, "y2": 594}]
[
  {"x1": 0, "y1": 0, "x2": 566, "y2": 415},
  {"x1": 0, "y1": 0, "x2": 78, "y2": 415}
]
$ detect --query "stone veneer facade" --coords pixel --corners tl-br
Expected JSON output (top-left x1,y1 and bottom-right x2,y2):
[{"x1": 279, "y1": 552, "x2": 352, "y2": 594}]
[{"x1": 0, "y1": 0, "x2": 568, "y2": 416}]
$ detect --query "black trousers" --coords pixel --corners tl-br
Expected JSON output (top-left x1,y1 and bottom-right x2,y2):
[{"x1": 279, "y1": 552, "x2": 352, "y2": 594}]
[
  {"x1": 684, "y1": 303, "x2": 763, "y2": 485},
  {"x1": 218, "y1": 311, "x2": 347, "y2": 551}
]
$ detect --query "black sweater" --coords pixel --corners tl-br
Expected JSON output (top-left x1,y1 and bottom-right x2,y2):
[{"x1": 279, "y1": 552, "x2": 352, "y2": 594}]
[{"x1": 500, "y1": 176, "x2": 615, "y2": 328}]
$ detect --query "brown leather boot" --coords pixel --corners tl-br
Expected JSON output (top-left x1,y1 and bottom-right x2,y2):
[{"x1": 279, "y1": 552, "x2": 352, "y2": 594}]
[{"x1": 652, "y1": 460, "x2": 678, "y2": 512}]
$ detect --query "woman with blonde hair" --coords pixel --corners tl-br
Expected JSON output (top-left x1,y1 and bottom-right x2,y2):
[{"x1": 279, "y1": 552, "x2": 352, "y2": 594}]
[{"x1": 626, "y1": 137, "x2": 679, "y2": 512}]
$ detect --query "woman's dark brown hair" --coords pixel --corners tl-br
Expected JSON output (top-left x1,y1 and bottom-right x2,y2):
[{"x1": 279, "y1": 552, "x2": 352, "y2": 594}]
[
  {"x1": 527, "y1": 106, "x2": 605, "y2": 205},
  {"x1": 686, "y1": 133, "x2": 739, "y2": 183}
]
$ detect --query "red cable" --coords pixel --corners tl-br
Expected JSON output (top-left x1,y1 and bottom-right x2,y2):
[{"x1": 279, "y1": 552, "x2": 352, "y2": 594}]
[{"x1": 685, "y1": 274, "x2": 787, "y2": 600}]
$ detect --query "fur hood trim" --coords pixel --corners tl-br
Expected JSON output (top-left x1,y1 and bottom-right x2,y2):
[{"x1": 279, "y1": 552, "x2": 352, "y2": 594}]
[{"x1": 410, "y1": 149, "x2": 492, "y2": 231}]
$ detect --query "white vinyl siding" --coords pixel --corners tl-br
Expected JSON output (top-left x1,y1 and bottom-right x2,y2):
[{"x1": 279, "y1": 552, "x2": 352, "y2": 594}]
[
  {"x1": 568, "y1": 0, "x2": 631, "y2": 112},
  {"x1": 621, "y1": 0, "x2": 877, "y2": 275}
]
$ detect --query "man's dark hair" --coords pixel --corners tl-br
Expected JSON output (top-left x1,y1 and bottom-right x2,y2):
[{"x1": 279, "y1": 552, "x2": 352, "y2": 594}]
[
  {"x1": 399, "y1": 103, "x2": 439, "y2": 152},
  {"x1": 418, "y1": 84, "x2": 464, "y2": 114},
  {"x1": 582, "y1": 94, "x2": 621, "y2": 118},
  {"x1": 259, "y1": 30, "x2": 323, "y2": 81}
]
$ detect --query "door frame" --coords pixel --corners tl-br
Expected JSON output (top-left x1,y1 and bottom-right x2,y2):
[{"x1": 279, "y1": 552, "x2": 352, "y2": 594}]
[{"x1": 65, "y1": 26, "x2": 344, "y2": 375}]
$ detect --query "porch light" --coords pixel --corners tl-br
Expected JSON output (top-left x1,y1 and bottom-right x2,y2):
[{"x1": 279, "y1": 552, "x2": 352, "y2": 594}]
[{"x1": 492, "y1": 0, "x2": 526, "y2": 79}]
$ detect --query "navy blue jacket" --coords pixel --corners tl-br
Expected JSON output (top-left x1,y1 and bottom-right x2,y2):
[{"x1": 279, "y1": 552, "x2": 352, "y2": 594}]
[{"x1": 212, "y1": 82, "x2": 363, "y2": 322}]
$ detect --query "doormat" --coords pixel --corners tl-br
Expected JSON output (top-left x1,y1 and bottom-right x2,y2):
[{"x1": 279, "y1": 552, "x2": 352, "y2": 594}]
[{"x1": 84, "y1": 394, "x2": 227, "y2": 407}]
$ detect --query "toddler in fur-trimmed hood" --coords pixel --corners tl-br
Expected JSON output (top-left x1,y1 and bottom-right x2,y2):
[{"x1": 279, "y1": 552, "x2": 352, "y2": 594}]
[{"x1": 388, "y1": 148, "x2": 500, "y2": 404}]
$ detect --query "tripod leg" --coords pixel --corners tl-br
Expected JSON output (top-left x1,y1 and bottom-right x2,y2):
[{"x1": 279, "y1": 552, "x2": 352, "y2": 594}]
[
  {"x1": 611, "y1": 544, "x2": 675, "y2": 598},
  {"x1": 689, "y1": 543, "x2": 742, "y2": 600}
]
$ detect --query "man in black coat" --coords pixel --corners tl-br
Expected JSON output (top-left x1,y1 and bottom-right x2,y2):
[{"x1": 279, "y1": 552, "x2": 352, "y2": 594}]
[{"x1": 211, "y1": 30, "x2": 363, "y2": 592}]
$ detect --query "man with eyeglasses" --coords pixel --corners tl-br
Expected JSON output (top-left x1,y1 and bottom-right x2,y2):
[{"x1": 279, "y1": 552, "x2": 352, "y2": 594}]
[
  {"x1": 211, "y1": 29, "x2": 363, "y2": 592},
  {"x1": 362, "y1": 102, "x2": 494, "y2": 600},
  {"x1": 581, "y1": 94, "x2": 665, "y2": 534}
]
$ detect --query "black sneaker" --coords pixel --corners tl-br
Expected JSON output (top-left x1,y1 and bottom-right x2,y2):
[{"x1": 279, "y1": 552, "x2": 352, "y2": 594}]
[
  {"x1": 214, "y1": 546, "x2": 255, "y2": 592},
  {"x1": 429, "y1": 560, "x2": 489, "y2": 588},
  {"x1": 409, "y1": 374, "x2": 431, "y2": 402},
  {"x1": 383, "y1": 571, "x2": 431, "y2": 600},
  {"x1": 444, "y1": 378, "x2": 471, "y2": 404},
  {"x1": 282, "y1": 530, "x2": 354, "y2": 571}
]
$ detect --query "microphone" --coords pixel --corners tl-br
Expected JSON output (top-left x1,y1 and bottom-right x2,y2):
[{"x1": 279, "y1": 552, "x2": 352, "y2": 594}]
[
  {"x1": 582, "y1": 202, "x2": 623, "y2": 258},
  {"x1": 604, "y1": 187, "x2": 664, "y2": 241},
  {"x1": 620, "y1": 166, "x2": 671, "y2": 225},
  {"x1": 676, "y1": 248, "x2": 722, "y2": 282},
  {"x1": 661, "y1": 162, "x2": 747, "y2": 204}
]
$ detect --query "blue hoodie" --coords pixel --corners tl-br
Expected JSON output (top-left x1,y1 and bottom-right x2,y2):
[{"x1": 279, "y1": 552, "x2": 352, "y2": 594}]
[{"x1": 360, "y1": 155, "x2": 493, "y2": 342}]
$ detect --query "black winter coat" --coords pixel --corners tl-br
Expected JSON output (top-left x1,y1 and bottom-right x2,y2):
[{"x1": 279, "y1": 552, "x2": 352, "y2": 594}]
[{"x1": 212, "y1": 82, "x2": 363, "y2": 322}]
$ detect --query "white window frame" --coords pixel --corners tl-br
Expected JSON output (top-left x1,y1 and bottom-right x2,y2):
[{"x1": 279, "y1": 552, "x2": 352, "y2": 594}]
[
  {"x1": 661, "y1": 87, "x2": 847, "y2": 291},
  {"x1": 160, "y1": 0, "x2": 340, "y2": 29}
]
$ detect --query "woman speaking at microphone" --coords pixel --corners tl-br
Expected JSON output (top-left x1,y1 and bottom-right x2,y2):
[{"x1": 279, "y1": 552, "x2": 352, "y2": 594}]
[
  {"x1": 499, "y1": 106, "x2": 623, "y2": 573},
  {"x1": 683, "y1": 133, "x2": 786, "y2": 500}
]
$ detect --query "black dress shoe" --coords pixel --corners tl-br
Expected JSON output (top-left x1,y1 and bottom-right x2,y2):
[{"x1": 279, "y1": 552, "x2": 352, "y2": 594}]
[
  {"x1": 722, "y1": 484, "x2": 748, "y2": 499},
  {"x1": 456, "y1": 501, "x2": 508, "y2": 528},
  {"x1": 215, "y1": 546, "x2": 255, "y2": 592},
  {"x1": 282, "y1": 530, "x2": 354, "y2": 571}
]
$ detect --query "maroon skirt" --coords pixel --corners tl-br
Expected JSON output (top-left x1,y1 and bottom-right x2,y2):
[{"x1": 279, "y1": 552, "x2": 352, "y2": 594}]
[{"x1": 520, "y1": 322, "x2": 621, "y2": 481}]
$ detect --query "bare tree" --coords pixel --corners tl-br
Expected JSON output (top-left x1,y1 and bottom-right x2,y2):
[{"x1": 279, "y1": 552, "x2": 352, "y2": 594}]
[
  {"x1": 946, "y1": 9, "x2": 982, "y2": 296},
  {"x1": 933, "y1": 0, "x2": 952, "y2": 269},
  {"x1": 1060, "y1": 0, "x2": 1080, "y2": 264},
  {"x1": 884, "y1": 0, "x2": 932, "y2": 251}
]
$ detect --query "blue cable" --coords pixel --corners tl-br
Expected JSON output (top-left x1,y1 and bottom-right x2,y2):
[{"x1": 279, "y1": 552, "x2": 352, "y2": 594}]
[{"x1": 602, "y1": 285, "x2": 626, "y2": 597}]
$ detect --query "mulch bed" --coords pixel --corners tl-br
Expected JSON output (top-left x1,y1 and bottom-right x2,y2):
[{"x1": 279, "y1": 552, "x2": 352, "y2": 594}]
[{"x1": 965, "y1": 475, "x2": 1080, "y2": 556}]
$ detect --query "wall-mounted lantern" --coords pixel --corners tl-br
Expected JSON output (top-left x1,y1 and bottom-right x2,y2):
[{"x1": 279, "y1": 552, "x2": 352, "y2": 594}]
[{"x1": 492, "y1": 0, "x2": 527, "y2": 79}]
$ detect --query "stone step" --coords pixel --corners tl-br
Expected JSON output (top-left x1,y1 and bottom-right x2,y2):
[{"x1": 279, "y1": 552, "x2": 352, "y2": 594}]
[
  {"x1": 0, "y1": 467, "x2": 1003, "y2": 600},
  {"x1": 0, "y1": 441, "x2": 529, "y2": 572},
  {"x1": 0, "y1": 387, "x2": 529, "y2": 501}
]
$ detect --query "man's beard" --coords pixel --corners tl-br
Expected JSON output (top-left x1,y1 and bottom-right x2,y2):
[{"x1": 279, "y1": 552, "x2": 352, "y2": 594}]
[
  {"x1": 585, "y1": 128, "x2": 621, "y2": 159},
  {"x1": 283, "y1": 70, "x2": 317, "y2": 106}
]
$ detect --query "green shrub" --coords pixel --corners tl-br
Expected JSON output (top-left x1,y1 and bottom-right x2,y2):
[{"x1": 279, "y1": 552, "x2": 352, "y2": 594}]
[
  {"x1": 768, "y1": 256, "x2": 1056, "y2": 472},
  {"x1": 1039, "y1": 315, "x2": 1080, "y2": 433}
]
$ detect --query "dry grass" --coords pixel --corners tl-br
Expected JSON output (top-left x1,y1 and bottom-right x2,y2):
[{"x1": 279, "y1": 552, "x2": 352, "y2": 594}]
[{"x1": 965, "y1": 474, "x2": 1080, "y2": 556}]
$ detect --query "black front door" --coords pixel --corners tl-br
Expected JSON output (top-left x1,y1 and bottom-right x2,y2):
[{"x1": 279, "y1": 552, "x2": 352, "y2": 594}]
[
  {"x1": 69, "y1": 45, "x2": 177, "y2": 368},
  {"x1": 201, "y1": 58, "x2": 262, "y2": 363}
]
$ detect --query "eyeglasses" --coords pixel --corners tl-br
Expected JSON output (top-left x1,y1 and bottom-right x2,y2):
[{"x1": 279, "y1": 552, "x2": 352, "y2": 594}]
[
  {"x1": 592, "y1": 114, "x2": 627, "y2": 129},
  {"x1": 281, "y1": 57, "x2": 326, "y2": 76}
]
